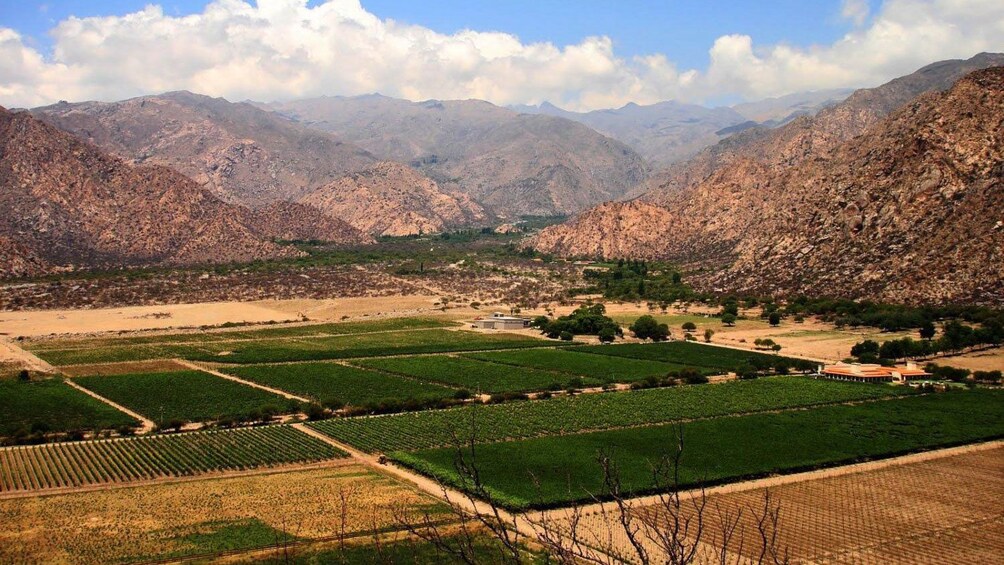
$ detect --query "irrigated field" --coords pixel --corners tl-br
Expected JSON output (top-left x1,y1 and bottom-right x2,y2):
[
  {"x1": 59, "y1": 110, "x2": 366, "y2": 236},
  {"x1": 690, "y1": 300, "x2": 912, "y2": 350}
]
[
  {"x1": 73, "y1": 370, "x2": 290, "y2": 423},
  {"x1": 355, "y1": 355, "x2": 594, "y2": 394},
  {"x1": 0, "y1": 378, "x2": 139, "y2": 438},
  {"x1": 571, "y1": 341, "x2": 803, "y2": 372},
  {"x1": 0, "y1": 464, "x2": 440, "y2": 564},
  {"x1": 224, "y1": 362, "x2": 456, "y2": 406},
  {"x1": 0, "y1": 425, "x2": 344, "y2": 493},
  {"x1": 392, "y1": 390, "x2": 1004, "y2": 509},
  {"x1": 32, "y1": 328, "x2": 553, "y2": 366},
  {"x1": 463, "y1": 349, "x2": 695, "y2": 382},
  {"x1": 308, "y1": 377, "x2": 914, "y2": 453}
]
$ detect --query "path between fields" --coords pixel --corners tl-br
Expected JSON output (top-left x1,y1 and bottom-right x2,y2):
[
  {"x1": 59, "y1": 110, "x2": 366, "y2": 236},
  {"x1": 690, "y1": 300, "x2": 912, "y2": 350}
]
[
  {"x1": 175, "y1": 359, "x2": 310, "y2": 403},
  {"x1": 61, "y1": 379, "x2": 156, "y2": 433},
  {"x1": 0, "y1": 337, "x2": 56, "y2": 373}
]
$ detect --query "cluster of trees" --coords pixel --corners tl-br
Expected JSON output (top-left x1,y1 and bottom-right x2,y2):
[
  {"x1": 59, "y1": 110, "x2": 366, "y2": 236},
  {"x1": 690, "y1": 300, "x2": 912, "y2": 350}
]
[
  {"x1": 630, "y1": 315, "x2": 671, "y2": 341},
  {"x1": 580, "y1": 259, "x2": 699, "y2": 304},
  {"x1": 630, "y1": 368, "x2": 709, "y2": 389},
  {"x1": 754, "y1": 338, "x2": 782, "y2": 352},
  {"x1": 851, "y1": 319, "x2": 1004, "y2": 362},
  {"x1": 532, "y1": 304, "x2": 623, "y2": 342},
  {"x1": 778, "y1": 297, "x2": 1004, "y2": 332},
  {"x1": 922, "y1": 364, "x2": 1002, "y2": 384}
]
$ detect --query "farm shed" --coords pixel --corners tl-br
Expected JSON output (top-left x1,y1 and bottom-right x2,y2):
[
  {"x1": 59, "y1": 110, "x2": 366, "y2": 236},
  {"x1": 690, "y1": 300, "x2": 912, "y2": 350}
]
[
  {"x1": 821, "y1": 362, "x2": 930, "y2": 383},
  {"x1": 472, "y1": 312, "x2": 530, "y2": 330}
]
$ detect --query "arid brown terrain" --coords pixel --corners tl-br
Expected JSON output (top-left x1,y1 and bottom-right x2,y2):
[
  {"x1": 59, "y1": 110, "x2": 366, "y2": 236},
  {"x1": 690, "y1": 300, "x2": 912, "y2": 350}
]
[{"x1": 531, "y1": 57, "x2": 1004, "y2": 305}]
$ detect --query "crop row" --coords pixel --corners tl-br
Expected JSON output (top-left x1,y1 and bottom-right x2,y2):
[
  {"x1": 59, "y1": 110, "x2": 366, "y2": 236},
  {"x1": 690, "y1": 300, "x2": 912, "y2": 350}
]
[
  {"x1": 308, "y1": 377, "x2": 913, "y2": 453},
  {"x1": 35, "y1": 329, "x2": 554, "y2": 366},
  {"x1": 1, "y1": 378, "x2": 139, "y2": 439},
  {"x1": 462, "y1": 349, "x2": 703, "y2": 382},
  {"x1": 25, "y1": 317, "x2": 455, "y2": 351},
  {"x1": 571, "y1": 341, "x2": 805, "y2": 372},
  {"x1": 393, "y1": 389, "x2": 1004, "y2": 510},
  {"x1": 353, "y1": 356, "x2": 596, "y2": 394},
  {"x1": 0, "y1": 426, "x2": 344, "y2": 492}
]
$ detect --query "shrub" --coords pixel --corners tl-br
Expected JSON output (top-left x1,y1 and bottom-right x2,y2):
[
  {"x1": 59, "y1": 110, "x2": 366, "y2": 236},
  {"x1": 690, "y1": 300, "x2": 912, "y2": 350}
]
[
  {"x1": 629, "y1": 315, "x2": 670, "y2": 341},
  {"x1": 680, "y1": 369, "x2": 708, "y2": 385},
  {"x1": 721, "y1": 313, "x2": 737, "y2": 326},
  {"x1": 598, "y1": 327, "x2": 616, "y2": 343},
  {"x1": 682, "y1": 321, "x2": 697, "y2": 331},
  {"x1": 18, "y1": 369, "x2": 30, "y2": 382},
  {"x1": 559, "y1": 331, "x2": 574, "y2": 341},
  {"x1": 454, "y1": 389, "x2": 473, "y2": 400},
  {"x1": 768, "y1": 312, "x2": 782, "y2": 326},
  {"x1": 973, "y1": 370, "x2": 1002, "y2": 384}
]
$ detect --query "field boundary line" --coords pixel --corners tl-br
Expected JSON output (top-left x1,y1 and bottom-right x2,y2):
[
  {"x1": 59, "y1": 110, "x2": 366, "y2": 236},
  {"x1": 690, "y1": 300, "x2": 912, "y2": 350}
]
[
  {"x1": 63, "y1": 378, "x2": 155, "y2": 433},
  {"x1": 175, "y1": 360, "x2": 310, "y2": 403},
  {"x1": 552, "y1": 440, "x2": 1004, "y2": 520},
  {"x1": 0, "y1": 458, "x2": 357, "y2": 501}
]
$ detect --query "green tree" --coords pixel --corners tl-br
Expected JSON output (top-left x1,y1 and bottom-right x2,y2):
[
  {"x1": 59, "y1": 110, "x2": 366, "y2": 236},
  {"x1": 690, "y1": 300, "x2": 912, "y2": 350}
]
[
  {"x1": 721, "y1": 313, "x2": 737, "y2": 327},
  {"x1": 768, "y1": 312, "x2": 782, "y2": 327},
  {"x1": 919, "y1": 321, "x2": 936, "y2": 340},
  {"x1": 682, "y1": 321, "x2": 697, "y2": 331},
  {"x1": 703, "y1": 328, "x2": 714, "y2": 343},
  {"x1": 598, "y1": 327, "x2": 616, "y2": 343},
  {"x1": 629, "y1": 315, "x2": 670, "y2": 341}
]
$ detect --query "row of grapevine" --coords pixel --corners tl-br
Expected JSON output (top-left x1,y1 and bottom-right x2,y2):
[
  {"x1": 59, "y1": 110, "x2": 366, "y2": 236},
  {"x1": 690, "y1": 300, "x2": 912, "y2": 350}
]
[
  {"x1": 0, "y1": 426, "x2": 345, "y2": 493},
  {"x1": 309, "y1": 377, "x2": 914, "y2": 453}
]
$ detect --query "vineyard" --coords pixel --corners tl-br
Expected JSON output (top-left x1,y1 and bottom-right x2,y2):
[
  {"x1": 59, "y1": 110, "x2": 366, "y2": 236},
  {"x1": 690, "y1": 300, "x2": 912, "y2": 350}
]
[
  {"x1": 0, "y1": 425, "x2": 345, "y2": 493},
  {"x1": 308, "y1": 377, "x2": 915, "y2": 453},
  {"x1": 354, "y1": 355, "x2": 593, "y2": 394},
  {"x1": 32, "y1": 328, "x2": 555, "y2": 366},
  {"x1": 73, "y1": 370, "x2": 290, "y2": 424},
  {"x1": 463, "y1": 349, "x2": 697, "y2": 381},
  {"x1": 393, "y1": 389, "x2": 1004, "y2": 509},
  {"x1": 224, "y1": 362, "x2": 455, "y2": 405},
  {"x1": 1, "y1": 378, "x2": 139, "y2": 439},
  {"x1": 571, "y1": 341, "x2": 804, "y2": 372}
]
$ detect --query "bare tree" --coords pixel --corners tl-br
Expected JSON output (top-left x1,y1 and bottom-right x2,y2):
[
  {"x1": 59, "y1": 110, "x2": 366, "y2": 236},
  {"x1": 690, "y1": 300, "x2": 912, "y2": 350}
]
[{"x1": 394, "y1": 414, "x2": 790, "y2": 565}]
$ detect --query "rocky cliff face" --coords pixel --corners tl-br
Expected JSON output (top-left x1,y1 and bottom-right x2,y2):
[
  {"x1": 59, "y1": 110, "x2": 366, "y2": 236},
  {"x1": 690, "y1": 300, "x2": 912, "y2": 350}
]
[
  {"x1": 0, "y1": 107, "x2": 302, "y2": 274},
  {"x1": 267, "y1": 95, "x2": 650, "y2": 217},
  {"x1": 300, "y1": 162, "x2": 487, "y2": 237},
  {"x1": 30, "y1": 91, "x2": 377, "y2": 208},
  {"x1": 530, "y1": 63, "x2": 1004, "y2": 305}
]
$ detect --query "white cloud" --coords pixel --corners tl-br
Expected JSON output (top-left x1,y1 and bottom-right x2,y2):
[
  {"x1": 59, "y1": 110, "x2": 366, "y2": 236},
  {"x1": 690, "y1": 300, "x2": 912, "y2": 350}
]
[
  {"x1": 842, "y1": 0, "x2": 871, "y2": 26},
  {"x1": 0, "y1": 0, "x2": 1002, "y2": 111}
]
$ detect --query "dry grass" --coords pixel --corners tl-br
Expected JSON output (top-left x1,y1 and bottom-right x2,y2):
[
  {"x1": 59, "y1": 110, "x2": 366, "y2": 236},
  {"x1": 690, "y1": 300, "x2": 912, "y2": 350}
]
[
  {"x1": 60, "y1": 359, "x2": 190, "y2": 377},
  {"x1": 0, "y1": 464, "x2": 443, "y2": 564}
]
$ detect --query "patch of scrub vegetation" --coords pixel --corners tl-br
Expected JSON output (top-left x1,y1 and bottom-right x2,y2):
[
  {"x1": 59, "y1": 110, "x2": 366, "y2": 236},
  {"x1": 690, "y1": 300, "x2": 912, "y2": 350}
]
[
  {"x1": 73, "y1": 370, "x2": 292, "y2": 425},
  {"x1": 0, "y1": 376, "x2": 138, "y2": 443},
  {"x1": 395, "y1": 389, "x2": 1004, "y2": 509},
  {"x1": 309, "y1": 377, "x2": 914, "y2": 453}
]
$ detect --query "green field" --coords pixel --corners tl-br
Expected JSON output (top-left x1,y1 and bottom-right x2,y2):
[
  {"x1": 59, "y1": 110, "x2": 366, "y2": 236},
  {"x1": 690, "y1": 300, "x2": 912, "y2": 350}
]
[
  {"x1": 224, "y1": 362, "x2": 456, "y2": 406},
  {"x1": 0, "y1": 425, "x2": 345, "y2": 492},
  {"x1": 393, "y1": 390, "x2": 1004, "y2": 509},
  {"x1": 34, "y1": 329, "x2": 554, "y2": 366},
  {"x1": 355, "y1": 356, "x2": 594, "y2": 394},
  {"x1": 463, "y1": 349, "x2": 697, "y2": 382},
  {"x1": 571, "y1": 341, "x2": 802, "y2": 372},
  {"x1": 73, "y1": 371, "x2": 290, "y2": 424},
  {"x1": 0, "y1": 378, "x2": 139, "y2": 438},
  {"x1": 308, "y1": 377, "x2": 913, "y2": 453}
]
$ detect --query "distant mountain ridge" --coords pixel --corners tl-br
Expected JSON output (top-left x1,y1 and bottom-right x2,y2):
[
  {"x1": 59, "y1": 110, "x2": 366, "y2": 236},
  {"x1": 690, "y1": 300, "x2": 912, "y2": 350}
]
[
  {"x1": 265, "y1": 94, "x2": 650, "y2": 217},
  {"x1": 529, "y1": 55, "x2": 1004, "y2": 305},
  {"x1": 30, "y1": 91, "x2": 378, "y2": 208}
]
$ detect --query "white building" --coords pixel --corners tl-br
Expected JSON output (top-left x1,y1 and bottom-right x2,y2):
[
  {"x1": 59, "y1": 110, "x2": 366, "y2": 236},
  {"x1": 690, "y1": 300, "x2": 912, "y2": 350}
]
[{"x1": 471, "y1": 312, "x2": 530, "y2": 330}]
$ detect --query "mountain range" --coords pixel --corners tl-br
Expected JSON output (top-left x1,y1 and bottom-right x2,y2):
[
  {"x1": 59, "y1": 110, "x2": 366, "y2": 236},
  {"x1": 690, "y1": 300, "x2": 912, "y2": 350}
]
[{"x1": 530, "y1": 54, "x2": 1004, "y2": 305}]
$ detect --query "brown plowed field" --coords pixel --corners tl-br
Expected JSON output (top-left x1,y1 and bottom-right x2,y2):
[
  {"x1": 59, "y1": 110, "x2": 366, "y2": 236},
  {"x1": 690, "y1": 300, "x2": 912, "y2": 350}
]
[{"x1": 640, "y1": 446, "x2": 1004, "y2": 564}]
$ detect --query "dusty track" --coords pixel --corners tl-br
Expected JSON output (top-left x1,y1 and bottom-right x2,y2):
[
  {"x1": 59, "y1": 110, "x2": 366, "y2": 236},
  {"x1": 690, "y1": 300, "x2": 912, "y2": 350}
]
[
  {"x1": 175, "y1": 359, "x2": 310, "y2": 403},
  {"x1": 62, "y1": 378, "x2": 156, "y2": 433}
]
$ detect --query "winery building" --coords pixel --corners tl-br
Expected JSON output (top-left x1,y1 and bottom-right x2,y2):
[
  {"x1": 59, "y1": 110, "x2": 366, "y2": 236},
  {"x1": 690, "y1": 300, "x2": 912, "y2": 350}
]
[
  {"x1": 471, "y1": 312, "x2": 530, "y2": 330},
  {"x1": 820, "y1": 362, "x2": 931, "y2": 383}
]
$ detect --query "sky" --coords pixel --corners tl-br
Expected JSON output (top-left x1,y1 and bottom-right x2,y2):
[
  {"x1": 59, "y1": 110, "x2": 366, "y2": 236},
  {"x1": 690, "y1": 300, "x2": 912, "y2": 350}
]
[{"x1": 0, "y1": 0, "x2": 1002, "y2": 110}]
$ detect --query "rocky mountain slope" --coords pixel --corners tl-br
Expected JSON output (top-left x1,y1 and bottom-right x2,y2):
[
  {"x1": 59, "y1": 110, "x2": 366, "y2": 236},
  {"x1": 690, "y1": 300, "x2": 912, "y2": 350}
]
[
  {"x1": 731, "y1": 88, "x2": 853, "y2": 125},
  {"x1": 249, "y1": 202, "x2": 373, "y2": 244},
  {"x1": 30, "y1": 91, "x2": 377, "y2": 208},
  {"x1": 530, "y1": 62, "x2": 1004, "y2": 305},
  {"x1": 266, "y1": 95, "x2": 650, "y2": 217},
  {"x1": 0, "y1": 107, "x2": 308, "y2": 275},
  {"x1": 300, "y1": 162, "x2": 486, "y2": 237}
]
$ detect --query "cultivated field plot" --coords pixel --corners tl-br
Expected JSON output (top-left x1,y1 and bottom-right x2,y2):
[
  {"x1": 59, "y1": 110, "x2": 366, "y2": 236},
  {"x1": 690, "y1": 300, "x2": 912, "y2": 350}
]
[
  {"x1": 73, "y1": 370, "x2": 290, "y2": 423},
  {"x1": 31, "y1": 327, "x2": 552, "y2": 366},
  {"x1": 463, "y1": 349, "x2": 695, "y2": 382},
  {"x1": 628, "y1": 445, "x2": 1004, "y2": 564},
  {"x1": 393, "y1": 390, "x2": 1004, "y2": 509},
  {"x1": 0, "y1": 425, "x2": 345, "y2": 493},
  {"x1": 224, "y1": 362, "x2": 456, "y2": 405},
  {"x1": 571, "y1": 341, "x2": 803, "y2": 373},
  {"x1": 309, "y1": 377, "x2": 913, "y2": 453},
  {"x1": 0, "y1": 464, "x2": 439, "y2": 564},
  {"x1": 0, "y1": 378, "x2": 139, "y2": 438},
  {"x1": 355, "y1": 355, "x2": 595, "y2": 394}
]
